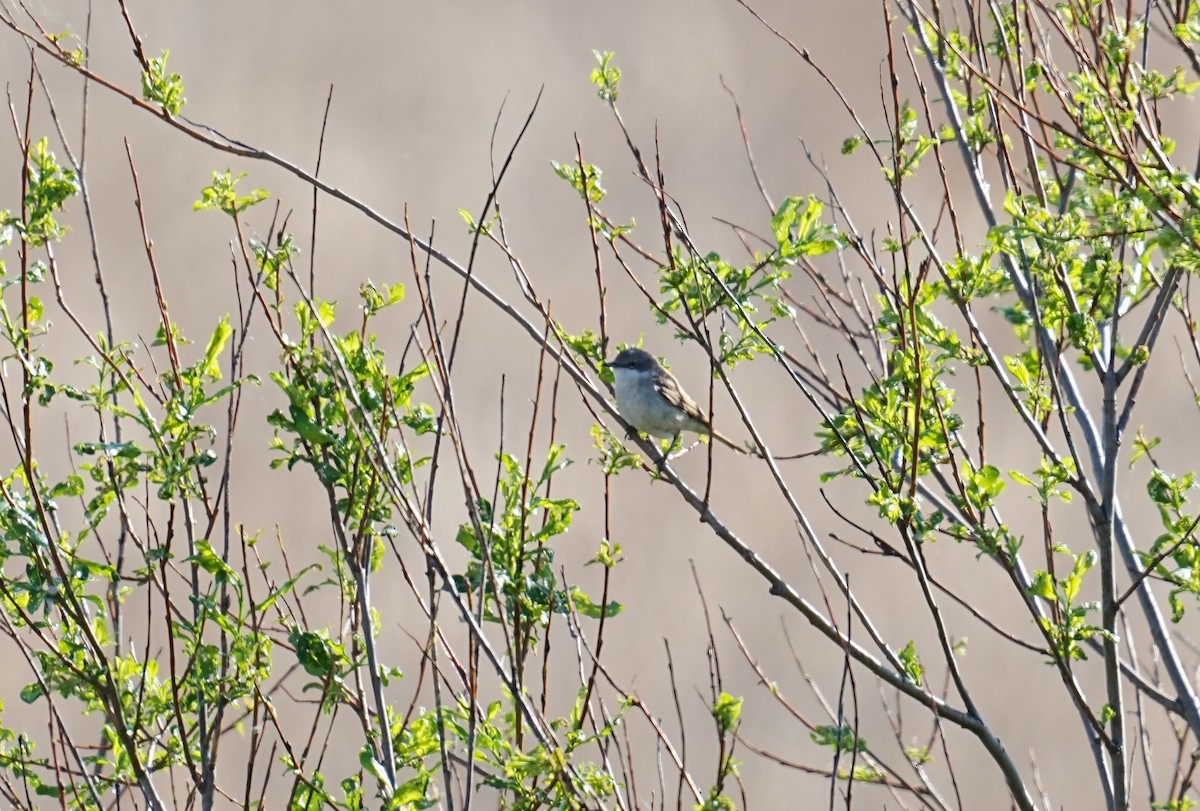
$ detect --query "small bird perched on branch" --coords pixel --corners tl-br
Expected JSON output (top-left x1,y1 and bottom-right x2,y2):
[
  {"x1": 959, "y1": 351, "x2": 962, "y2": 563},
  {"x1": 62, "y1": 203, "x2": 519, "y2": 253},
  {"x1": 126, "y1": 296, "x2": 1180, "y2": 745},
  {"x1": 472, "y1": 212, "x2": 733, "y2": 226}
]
[{"x1": 607, "y1": 347, "x2": 749, "y2": 454}]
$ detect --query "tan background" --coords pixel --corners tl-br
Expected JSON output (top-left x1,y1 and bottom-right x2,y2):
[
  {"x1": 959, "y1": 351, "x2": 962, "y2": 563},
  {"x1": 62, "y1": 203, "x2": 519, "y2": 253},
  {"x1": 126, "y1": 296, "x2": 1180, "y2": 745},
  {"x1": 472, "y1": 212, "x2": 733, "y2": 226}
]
[{"x1": 3, "y1": 1, "x2": 1197, "y2": 808}]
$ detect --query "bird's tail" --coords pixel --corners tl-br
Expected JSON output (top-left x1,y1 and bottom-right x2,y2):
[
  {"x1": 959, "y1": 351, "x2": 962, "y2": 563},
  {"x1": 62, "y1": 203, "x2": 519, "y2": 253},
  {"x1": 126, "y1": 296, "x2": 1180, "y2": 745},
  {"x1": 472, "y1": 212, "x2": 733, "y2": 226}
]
[{"x1": 710, "y1": 428, "x2": 818, "y2": 460}]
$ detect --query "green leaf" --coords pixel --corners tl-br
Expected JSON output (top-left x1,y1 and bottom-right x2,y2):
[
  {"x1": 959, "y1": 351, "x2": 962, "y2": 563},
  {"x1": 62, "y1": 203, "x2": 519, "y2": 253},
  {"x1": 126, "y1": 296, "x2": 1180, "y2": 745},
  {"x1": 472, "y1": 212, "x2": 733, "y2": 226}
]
[
  {"x1": 1130, "y1": 430, "x2": 1160, "y2": 468},
  {"x1": 550, "y1": 160, "x2": 605, "y2": 203},
  {"x1": 811, "y1": 724, "x2": 867, "y2": 753},
  {"x1": 1148, "y1": 470, "x2": 1179, "y2": 505},
  {"x1": 187, "y1": 539, "x2": 239, "y2": 584},
  {"x1": 359, "y1": 745, "x2": 394, "y2": 796},
  {"x1": 200, "y1": 315, "x2": 232, "y2": 380},
  {"x1": 141, "y1": 49, "x2": 186, "y2": 116},
  {"x1": 1029, "y1": 570, "x2": 1057, "y2": 601},
  {"x1": 965, "y1": 463, "x2": 1005, "y2": 508},
  {"x1": 712, "y1": 692, "x2": 743, "y2": 734},
  {"x1": 1063, "y1": 550, "x2": 1096, "y2": 602},
  {"x1": 771, "y1": 196, "x2": 838, "y2": 259},
  {"x1": 392, "y1": 775, "x2": 429, "y2": 806},
  {"x1": 590, "y1": 50, "x2": 621, "y2": 102},
  {"x1": 899, "y1": 641, "x2": 924, "y2": 683},
  {"x1": 289, "y1": 404, "x2": 336, "y2": 446},
  {"x1": 291, "y1": 629, "x2": 338, "y2": 677},
  {"x1": 1009, "y1": 469, "x2": 1034, "y2": 487},
  {"x1": 255, "y1": 563, "x2": 319, "y2": 614},
  {"x1": 569, "y1": 586, "x2": 623, "y2": 619},
  {"x1": 1071, "y1": 549, "x2": 1097, "y2": 579},
  {"x1": 194, "y1": 170, "x2": 269, "y2": 216}
]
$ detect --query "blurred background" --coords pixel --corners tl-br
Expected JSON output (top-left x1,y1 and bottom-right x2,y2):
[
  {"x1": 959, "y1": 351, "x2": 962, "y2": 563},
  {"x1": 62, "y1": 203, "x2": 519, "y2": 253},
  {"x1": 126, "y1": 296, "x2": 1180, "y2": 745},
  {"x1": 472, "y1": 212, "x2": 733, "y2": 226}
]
[{"x1": 3, "y1": 1, "x2": 1195, "y2": 808}]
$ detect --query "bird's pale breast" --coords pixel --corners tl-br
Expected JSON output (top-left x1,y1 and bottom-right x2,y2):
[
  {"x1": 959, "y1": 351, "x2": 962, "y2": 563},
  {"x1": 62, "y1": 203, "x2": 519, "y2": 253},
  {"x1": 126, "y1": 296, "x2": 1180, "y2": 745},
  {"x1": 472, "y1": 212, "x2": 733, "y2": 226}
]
[{"x1": 612, "y1": 368, "x2": 687, "y2": 438}]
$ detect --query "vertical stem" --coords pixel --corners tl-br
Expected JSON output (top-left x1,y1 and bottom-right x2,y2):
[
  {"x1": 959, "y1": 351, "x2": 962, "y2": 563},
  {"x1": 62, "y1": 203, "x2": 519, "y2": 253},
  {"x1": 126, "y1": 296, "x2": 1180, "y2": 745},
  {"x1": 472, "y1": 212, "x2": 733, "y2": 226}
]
[
  {"x1": 356, "y1": 561, "x2": 397, "y2": 784},
  {"x1": 1100, "y1": 370, "x2": 1126, "y2": 810}
]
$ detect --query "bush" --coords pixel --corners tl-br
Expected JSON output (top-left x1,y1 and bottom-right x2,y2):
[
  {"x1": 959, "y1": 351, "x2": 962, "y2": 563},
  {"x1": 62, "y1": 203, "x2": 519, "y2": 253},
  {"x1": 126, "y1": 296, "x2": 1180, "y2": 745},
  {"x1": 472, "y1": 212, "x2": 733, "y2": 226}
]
[{"x1": 1, "y1": 2, "x2": 1199, "y2": 809}]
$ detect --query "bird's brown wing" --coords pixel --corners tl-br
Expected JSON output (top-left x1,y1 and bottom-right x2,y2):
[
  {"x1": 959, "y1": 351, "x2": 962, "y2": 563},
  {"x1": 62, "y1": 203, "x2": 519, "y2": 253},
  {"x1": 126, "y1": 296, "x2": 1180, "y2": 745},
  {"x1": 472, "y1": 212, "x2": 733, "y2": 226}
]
[
  {"x1": 654, "y1": 374, "x2": 708, "y2": 426},
  {"x1": 655, "y1": 372, "x2": 749, "y2": 453}
]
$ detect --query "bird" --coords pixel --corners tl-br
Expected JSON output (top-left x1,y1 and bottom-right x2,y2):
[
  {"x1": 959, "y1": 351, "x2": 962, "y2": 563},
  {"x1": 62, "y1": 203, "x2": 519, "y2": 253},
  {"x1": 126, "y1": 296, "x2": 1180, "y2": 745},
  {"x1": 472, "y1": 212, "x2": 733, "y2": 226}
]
[{"x1": 606, "y1": 347, "x2": 748, "y2": 454}]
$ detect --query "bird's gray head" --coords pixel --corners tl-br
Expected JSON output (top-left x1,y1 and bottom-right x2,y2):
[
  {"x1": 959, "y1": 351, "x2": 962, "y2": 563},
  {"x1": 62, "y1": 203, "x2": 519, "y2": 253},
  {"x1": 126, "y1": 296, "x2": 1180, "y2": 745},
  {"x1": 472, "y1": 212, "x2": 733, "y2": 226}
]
[{"x1": 608, "y1": 347, "x2": 658, "y2": 373}]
